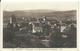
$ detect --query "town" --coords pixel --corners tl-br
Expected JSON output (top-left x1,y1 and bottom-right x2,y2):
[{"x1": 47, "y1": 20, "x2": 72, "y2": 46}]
[{"x1": 3, "y1": 14, "x2": 76, "y2": 48}]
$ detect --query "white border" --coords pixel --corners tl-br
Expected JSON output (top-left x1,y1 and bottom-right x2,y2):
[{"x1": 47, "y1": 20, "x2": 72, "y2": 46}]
[{"x1": 1, "y1": 0, "x2": 80, "y2": 51}]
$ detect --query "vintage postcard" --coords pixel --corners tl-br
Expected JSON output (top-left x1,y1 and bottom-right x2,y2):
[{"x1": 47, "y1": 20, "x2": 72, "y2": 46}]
[{"x1": 0, "y1": 0, "x2": 80, "y2": 51}]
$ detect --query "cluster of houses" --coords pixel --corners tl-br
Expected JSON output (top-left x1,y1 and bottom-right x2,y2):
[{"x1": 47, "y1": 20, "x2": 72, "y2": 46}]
[{"x1": 7, "y1": 15, "x2": 76, "y2": 35}]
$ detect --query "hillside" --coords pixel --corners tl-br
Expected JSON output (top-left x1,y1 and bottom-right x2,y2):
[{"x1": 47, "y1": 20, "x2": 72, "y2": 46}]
[{"x1": 3, "y1": 10, "x2": 76, "y2": 21}]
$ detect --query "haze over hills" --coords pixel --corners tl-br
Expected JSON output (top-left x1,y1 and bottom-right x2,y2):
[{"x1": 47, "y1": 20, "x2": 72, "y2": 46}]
[{"x1": 3, "y1": 10, "x2": 76, "y2": 22}]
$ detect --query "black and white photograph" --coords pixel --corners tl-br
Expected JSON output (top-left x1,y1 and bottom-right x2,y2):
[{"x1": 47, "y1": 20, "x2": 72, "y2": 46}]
[{"x1": 3, "y1": 2, "x2": 77, "y2": 48}]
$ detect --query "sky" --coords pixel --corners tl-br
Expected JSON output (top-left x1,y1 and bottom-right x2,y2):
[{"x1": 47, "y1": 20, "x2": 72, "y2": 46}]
[{"x1": 2, "y1": 0, "x2": 78, "y2": 11}]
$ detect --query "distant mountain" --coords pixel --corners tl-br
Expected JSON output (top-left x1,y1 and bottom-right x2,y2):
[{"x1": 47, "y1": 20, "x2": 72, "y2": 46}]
[{"x1": 3, "y1": 10, "x2": 76, "y2": 21}]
